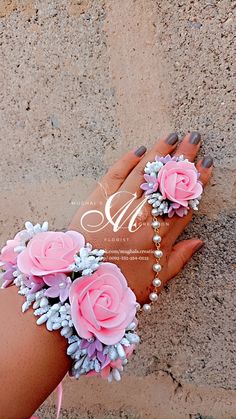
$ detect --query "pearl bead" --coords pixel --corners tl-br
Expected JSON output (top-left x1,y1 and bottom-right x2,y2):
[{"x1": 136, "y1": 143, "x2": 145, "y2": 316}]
[
  {"x1": 143, "y1": 304, "x2": 151, "y2": 313},
  {"x1": 149, "y1": 292, "x2": 158, "y2": 302},
  {"x1": 153, "y1": 263, "x2": 162, "y2": 272},
  {"x1": 136, "y1": 302, "x2": 141, "y2": 311},
  {"x1": 151, "y1": 220, "x2": 160, "y2": 229},
  {"x1": 153, "y1": 234, "x2": 161, "y2": 243},
  {"x1": 154, "y1": 249, "x2": 163, "y2": 258},
  {"x1": 151, "y1": 208, "x2": 159, "y2": 216},
  {"x1": 153, "y1": 278, "x2": 162, "y2": 287},
  {"x1": 148, "y1": 182, "x2": 154, "y2": 188},
  {"x1": 59, "y1": 282, "x2": 66, "y2": 288}
]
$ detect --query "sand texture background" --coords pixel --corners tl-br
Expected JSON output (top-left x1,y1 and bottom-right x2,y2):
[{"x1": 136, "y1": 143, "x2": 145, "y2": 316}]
[{"x1": 0, "y1": 1, "x2": 235, "y2": 418}]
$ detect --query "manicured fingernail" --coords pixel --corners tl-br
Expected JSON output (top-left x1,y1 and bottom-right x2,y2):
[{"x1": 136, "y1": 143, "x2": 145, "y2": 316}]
[
  {"x1": 165, "y1": 132, "x2": 178, "y2": 145},
  {"x1": 134, "y1": 145, "x2": 147, "y2": 157},
  {"x1": 189, "y1": 131, "x2": 201, "y2": 144},
  {"x1": 202, "y1": 156, "x2": 213, "y2": 168},
  {"x1": 194, "y1": 242, "x2": 204, "y2": 253}
]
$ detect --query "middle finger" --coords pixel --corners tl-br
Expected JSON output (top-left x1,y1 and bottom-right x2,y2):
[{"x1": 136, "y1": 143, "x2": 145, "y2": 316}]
[
  {"x1": 173, "y1": 131, "x2": 202, "y2": 161},
  {"x1": 122, "y1": 132, "x2": 179, "y2": 198}
]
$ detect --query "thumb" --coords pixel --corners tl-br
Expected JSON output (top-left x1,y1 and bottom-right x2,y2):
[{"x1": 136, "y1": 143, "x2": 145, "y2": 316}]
[{"x1": 167, "y1": 239, "x2": 204, "y2": 280}]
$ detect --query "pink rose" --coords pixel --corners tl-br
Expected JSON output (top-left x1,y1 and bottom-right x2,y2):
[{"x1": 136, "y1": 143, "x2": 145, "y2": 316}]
[
  {"x1": 0, "y1": 231, "x2": 22, "y2": 267},
  {"x1": 0, "y1": 231, "x2": 24, "y2": 288},
  {"x1": 17, "y1": 230, "x2": 85, "y2": 276},
  {"x1": 69, "y1": 262, "x2": 137, "y2": 345},
  {"x1": 157, "y1": 160, "x2": 203, "y2": 207}
]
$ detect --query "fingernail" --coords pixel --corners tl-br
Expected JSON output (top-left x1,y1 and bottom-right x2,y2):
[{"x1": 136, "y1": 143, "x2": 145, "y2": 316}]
[
  {"x1": 134, "y1": 145, "x2": 147, "y2": 157},
  {"x1": 194, "y1": 242, "x2": 204, "y2": 253},
  {"x1": 165, "y1": 132, "x2": 178, "y2": 145},
  {"x1": 202, "y1": 156, "x2": 213, "y2": 168},
  {"x1": 189, "y1": 131, "x2": 201, "y2": 145}
]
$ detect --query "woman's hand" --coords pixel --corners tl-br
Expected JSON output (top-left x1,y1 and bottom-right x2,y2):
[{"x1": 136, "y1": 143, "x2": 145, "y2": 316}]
[
  {"x1": 68, "y1": 132, "x2": 213, "y2": 304},
  {"x1": 0, "y1": 131, "x2": 213, "y2": 419}
]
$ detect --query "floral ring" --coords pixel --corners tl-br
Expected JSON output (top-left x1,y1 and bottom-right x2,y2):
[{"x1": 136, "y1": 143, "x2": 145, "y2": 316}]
[
  {"x1": 138, "y1": 154, "x2": 203, "y2": 313},
  {"x1": 140, "y1": 154, "x2": 203, "y2": 218}
]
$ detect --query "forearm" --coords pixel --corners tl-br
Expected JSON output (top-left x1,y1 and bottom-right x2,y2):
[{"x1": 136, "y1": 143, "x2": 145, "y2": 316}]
[{"x1": 0, "y1": 285, "x2": 71, "y2": 419}]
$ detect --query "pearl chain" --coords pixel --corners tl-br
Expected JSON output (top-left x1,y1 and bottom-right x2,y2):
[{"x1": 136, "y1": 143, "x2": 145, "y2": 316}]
[{"x1": 138, "y1": 213, "x2": 162, "y2": 313}]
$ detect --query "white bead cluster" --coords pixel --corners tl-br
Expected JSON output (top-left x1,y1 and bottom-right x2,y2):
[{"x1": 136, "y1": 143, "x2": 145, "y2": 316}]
[
  {"x1": 36, "y1": 301, "x2": 74, "y2": 339},
  {"x1": 67, "y1": 322, "x2": 140, "y2": 382},
  {"x1": 14, "y1": 276, "x2": 75, "y2": 338},
  {"x1": 149, "y1": 193, "x2": 169, "y2": 216},
  {"x1": 189, "y1": 196, "x2": 202, "y2": 210},
  {"x1": 14, "y1": 221, "x2": 49, "y2": 253},
  {"x1": 68, "y1": 244, "x2": 105, "y2": 276},
  {"x1": 144, "y1": 160, "x2": 164, "y2": 175}
]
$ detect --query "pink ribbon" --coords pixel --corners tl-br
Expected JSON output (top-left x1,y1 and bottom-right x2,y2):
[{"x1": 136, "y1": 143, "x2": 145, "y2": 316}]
[
  {"x1": 55, "y1": 380, "x2": 63, "y2": 419},
  {"x1": 30, "y1": 380, "x2": 63, "y2": 419}
]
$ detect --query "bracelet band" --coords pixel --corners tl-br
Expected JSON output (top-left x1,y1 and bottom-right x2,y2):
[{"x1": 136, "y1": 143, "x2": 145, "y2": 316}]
[{"x1": 0, "y1": 222, "x2": 140, "y2": 382}]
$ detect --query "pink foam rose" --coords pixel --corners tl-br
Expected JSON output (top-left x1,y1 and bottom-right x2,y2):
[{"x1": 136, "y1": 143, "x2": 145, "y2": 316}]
[
  {"x1": 0, "y1": 231, "x2": 22, "y2": 267},
  {"x1": 17, "y1": 230, "x2": 85, "y2": 276},
  {"x1": 157, "y1": 160, "x2": 203, "y2": 207},
  {"x1": 0, "y1": 231, "x2": 23, "y2": 287},
  {"x1": 69, "y1": 262, "x2": 137, "y2": 346}
]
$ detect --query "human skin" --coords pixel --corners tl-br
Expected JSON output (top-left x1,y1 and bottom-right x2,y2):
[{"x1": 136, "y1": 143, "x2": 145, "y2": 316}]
[{"x1": 0, "y1": 132, "x2": 213, "y2": 418}]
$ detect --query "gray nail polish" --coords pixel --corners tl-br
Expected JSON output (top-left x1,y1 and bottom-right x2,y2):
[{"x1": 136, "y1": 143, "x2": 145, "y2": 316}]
[
  {"x1": 202, "y1": 156, "x2": 213, "y2": 168},
  {"x1": 165, "y1": 132, "x2": 178, "y2": 145},
  {"x1": 189, "y1": 131, "x2": 201, "y2": 144},
  {"x1": 193, "y1": 242, "x2": 204, "y2": 253},
  {"x1": 134, "y1": 145, "x2": 147, "y2": 157}
]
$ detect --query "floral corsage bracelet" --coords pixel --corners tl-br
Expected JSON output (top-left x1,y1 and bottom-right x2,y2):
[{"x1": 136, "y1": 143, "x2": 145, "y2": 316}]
[{"x1": 0, "y1": 222, "x2": 139, "y2": 382}]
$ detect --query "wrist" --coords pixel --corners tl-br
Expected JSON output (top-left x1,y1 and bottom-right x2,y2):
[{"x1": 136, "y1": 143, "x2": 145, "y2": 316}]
[{"x1": 0, "y1": 285, "x2": 71, "y2": 418}]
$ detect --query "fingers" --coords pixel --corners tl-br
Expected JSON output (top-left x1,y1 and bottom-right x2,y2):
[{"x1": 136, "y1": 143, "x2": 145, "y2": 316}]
[
  {"x1": 166, "y1": 239, "x2": 204, "y2": 280},
  {"x1": 100, "y1": 130, "x2": 203, "y2": 200},
  {"x1": 196, "y1": 156, "x2": 214, "y2": 184},
  {"x1": 164, "y1": 154, "x2": 214, "y2": 244},
  {"x1": 121, "y1": 130, "x2": 202, "y2": 200},
  {"x1": 174, "y1": 131, "x2": 202, "y2": 161},
  {"x1": 98, "y1": 146, "x2": 147, "y2": 196},
  {"x1": 122, "y1": 132, "x2": 179, "y2": 198}
]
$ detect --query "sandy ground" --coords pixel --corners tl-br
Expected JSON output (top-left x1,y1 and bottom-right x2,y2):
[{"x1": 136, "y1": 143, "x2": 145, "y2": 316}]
[{"x1": 0, "y1": 0, "x2": 235, "y2": 418}]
